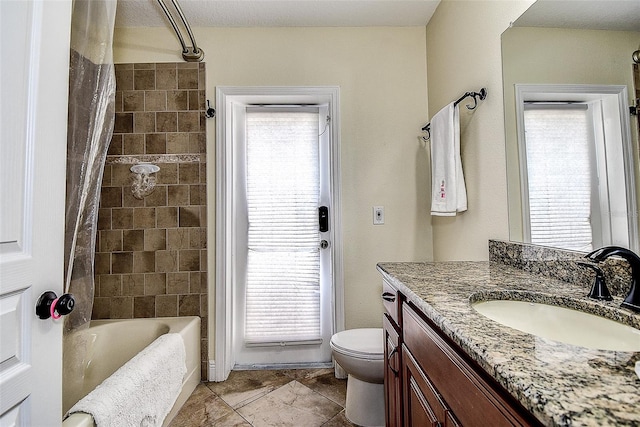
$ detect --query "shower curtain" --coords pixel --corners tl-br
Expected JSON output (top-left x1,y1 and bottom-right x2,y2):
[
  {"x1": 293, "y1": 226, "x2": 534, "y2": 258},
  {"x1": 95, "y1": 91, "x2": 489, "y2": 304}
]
[{"x1": 64, "y1": 0, "x2": 116, "y2": 331}]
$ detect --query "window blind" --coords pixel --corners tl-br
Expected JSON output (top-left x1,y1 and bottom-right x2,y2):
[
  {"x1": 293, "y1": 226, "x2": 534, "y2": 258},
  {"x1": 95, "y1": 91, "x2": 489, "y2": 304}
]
[
  {"x1": 523, "y1": 106, "x2": 593, "y2": 251},
  {"x1": 244, "y1": 110, "x2": 321, "y2": 344}
]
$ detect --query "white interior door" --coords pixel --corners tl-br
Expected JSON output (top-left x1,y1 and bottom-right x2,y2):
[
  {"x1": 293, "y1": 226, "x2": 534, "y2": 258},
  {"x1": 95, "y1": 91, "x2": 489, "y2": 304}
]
[{"x1": 0, "y1": 1, "x2": 71, "y2": 424}]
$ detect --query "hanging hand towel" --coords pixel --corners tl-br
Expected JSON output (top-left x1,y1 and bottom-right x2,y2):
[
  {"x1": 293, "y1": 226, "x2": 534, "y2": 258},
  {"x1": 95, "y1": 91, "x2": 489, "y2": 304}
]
[{"x1": 430, "y1": 102, "x2": 467, "y2": 216}]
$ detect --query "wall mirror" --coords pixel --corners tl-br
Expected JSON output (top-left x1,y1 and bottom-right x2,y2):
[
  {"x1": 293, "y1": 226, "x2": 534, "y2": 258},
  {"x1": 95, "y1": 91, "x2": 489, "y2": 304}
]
[{"x1": 502, "y1": 0, "x2": 640, "y2": 252}]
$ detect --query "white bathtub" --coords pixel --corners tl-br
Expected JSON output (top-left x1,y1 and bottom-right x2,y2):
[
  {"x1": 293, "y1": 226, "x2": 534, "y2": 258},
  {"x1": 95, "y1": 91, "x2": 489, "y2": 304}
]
[{"x1": 62, "y1": 316, "x2": 201, "y2": 427}]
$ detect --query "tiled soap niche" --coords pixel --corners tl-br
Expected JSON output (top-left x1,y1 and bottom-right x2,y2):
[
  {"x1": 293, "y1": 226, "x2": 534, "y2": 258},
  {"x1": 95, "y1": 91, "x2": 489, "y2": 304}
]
[{"x1": 95, "y1": 62, "x2": 209, "y2": 379}]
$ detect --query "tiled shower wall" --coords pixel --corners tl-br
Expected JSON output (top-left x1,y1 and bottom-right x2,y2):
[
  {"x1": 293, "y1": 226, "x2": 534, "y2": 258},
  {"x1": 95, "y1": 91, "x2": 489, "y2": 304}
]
[{"x1": 94, "y1": 62, "x2": 208, "y2": 379}]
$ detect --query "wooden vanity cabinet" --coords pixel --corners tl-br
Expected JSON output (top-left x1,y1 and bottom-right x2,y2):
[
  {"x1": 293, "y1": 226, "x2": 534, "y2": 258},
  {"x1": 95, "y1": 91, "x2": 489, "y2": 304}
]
[{"x1": 385, "y1": 294, "x2": 542, "y2": 427}]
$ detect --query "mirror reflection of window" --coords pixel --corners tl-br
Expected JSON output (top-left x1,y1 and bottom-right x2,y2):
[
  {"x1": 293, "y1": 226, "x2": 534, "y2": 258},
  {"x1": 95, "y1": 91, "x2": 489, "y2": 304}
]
[
  {"x1": 515, "y1": 84, "x2": 638, "y2": 253},
  {"x1": 522, "y1": 105, "x2": 596, "y2": 251}
]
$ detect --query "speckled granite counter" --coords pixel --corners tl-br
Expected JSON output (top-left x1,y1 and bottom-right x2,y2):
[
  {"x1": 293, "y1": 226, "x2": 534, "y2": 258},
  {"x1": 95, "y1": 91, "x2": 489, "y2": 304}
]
[{"x1": 376, "y1": 259, "x2": 640, "y2": 426}]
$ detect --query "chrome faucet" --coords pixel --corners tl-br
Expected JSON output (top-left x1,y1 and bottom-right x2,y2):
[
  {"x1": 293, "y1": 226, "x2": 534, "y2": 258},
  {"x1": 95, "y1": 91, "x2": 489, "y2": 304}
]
[{"x1": 586, "y1": 246, "x2": 640, "y2": 313}]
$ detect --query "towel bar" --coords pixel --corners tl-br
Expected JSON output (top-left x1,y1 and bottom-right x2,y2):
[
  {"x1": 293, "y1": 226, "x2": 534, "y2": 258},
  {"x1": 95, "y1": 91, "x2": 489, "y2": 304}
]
[{"x1": 421, "y1": 88, "x2": 487, "y2": 141}]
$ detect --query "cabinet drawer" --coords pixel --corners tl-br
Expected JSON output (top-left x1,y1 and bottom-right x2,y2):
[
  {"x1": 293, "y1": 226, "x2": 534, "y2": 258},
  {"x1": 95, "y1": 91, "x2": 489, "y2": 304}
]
[
  {"x1": 382, "y1": 279, "x2": 400, "y2": 325},
  {"x1": 402, "y1": 303, "x2": 537, "y2": 427}
]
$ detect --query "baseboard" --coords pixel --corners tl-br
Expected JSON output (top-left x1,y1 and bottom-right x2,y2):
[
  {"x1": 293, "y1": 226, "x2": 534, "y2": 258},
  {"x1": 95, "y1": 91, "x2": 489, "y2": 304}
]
[
  {"x1": 233, "y1": 361, "x2": 334, "y2": 371},
  {"x1": 208, "y1": 360, "x2": 217, "y2": 382}
]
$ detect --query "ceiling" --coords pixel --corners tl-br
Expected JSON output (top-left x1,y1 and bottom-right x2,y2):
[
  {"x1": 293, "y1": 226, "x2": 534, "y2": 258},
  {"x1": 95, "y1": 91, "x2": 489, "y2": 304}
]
[
  {"x1": 114, "y1": 0, "x2": 442, "y2": 28},
  {"x1": 513, "y1": 0, "x2": 640, "y2": 31}
]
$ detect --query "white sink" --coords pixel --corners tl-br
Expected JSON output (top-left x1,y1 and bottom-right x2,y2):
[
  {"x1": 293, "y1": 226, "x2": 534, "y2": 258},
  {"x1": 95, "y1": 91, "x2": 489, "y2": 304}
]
[{"x1": 471, "y1": 300, "x2": 640, "y2": 352}]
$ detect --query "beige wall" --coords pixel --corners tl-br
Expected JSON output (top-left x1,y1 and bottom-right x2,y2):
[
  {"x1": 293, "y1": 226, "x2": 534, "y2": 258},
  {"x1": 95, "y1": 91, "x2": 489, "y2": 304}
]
[
  {"x1": 113, "y1": 27, "x2": 432, "y2": 361},
  {"x1": 502, "y1": 27, "x2": 640, "y2": 242},
  {"x1": 426, "y1": 0, "x2": 534, "y2": 261}
]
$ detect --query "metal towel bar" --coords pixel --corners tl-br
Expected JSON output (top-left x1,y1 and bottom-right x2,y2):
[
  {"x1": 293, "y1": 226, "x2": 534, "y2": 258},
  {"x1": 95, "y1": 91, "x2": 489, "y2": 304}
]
[{"x1": 421, "y1": 88, "x2": 487, "y2": 141}]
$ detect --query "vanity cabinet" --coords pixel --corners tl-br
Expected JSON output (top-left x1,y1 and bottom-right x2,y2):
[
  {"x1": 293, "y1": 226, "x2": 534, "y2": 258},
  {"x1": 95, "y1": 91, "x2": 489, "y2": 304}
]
[{"x1": 384, "y1": 288, "x2": 542, "y2": 427}]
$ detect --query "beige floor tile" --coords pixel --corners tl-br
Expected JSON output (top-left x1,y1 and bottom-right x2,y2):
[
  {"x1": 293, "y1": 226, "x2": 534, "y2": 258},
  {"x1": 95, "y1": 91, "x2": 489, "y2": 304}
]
[
  {"x1": 171, "y1": 369, "x2": 354, "y2": 427},
  {"x1": 207, "y1": 412, "x2": 253, "y2": 427},
  {"x1": 321, "y1": 410, "x2": 356, "y2": 427},
  {"x1": 297, "y1": 371, "x2": 347, "y2": 407},
  {"x1": 281, "y1": 368, "x2": 335, "y2": 381},
  {"x1": 206, "y1": 370, "x2": 292, "y2": 409},
  {"x1": 237, "y1": 381, "x2": 343, "y2": 427},
  {"x1": 169, "y1": 384, "x2": 237, "y2": 426}
]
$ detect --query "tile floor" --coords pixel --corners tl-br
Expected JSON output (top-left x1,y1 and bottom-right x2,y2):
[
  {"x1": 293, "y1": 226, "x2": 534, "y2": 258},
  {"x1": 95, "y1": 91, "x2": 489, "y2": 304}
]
[{"x1": 168, "y1": 369, "x2": 357, "y2": 427}]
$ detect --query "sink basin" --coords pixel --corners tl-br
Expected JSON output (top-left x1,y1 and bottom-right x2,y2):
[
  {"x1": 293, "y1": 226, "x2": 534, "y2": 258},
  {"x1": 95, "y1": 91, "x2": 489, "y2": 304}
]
[{"x1": 471, "y1": 300, "x2": 640, "y2": 351}]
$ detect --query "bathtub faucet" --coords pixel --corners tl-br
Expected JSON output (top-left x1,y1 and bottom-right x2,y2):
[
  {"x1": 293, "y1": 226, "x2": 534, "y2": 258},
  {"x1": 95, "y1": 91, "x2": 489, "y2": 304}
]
[{"x1": 586, "y1": 246, "x2": 640, "y2": 313}]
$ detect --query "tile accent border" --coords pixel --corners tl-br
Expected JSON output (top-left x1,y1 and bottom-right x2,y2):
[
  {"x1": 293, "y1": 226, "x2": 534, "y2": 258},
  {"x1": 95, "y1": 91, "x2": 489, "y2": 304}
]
[{"x1": 106, "y1": 154, "x2": 202, "y2": 164}]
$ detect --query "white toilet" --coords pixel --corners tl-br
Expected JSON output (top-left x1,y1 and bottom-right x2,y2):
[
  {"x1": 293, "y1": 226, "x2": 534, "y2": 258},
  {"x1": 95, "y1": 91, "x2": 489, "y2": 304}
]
[{"x1": 330, "y1": 328, "x2": 385, "y2": 427}]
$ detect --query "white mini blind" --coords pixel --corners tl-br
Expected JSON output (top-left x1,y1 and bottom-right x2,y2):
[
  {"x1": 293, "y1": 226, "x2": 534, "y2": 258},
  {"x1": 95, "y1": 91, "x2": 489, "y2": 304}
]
[
  {"x1": 244, "y1": 110, "x2": 321, "y2": 344},
  {"x1": 523, "y1": 106, "x2": 593, "y2": 251}
]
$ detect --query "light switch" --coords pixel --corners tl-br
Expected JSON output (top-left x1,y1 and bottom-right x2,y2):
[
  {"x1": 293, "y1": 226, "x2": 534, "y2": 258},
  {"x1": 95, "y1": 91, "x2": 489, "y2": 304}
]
[{"x1": 373, "y1": 206, "x2": 384, "y2": 225}]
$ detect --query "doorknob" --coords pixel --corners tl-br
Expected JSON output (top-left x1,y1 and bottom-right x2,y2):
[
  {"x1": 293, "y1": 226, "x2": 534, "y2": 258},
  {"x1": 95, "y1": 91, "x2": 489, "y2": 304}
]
[{"x1": 36, "y1": 291, "x2": 75, "y2": 320}]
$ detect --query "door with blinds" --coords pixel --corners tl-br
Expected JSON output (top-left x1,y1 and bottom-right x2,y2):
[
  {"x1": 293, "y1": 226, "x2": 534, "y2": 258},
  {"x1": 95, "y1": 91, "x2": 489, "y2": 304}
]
[{"x1": 233, "y1": 106, "x2": 333, "y2": 368}]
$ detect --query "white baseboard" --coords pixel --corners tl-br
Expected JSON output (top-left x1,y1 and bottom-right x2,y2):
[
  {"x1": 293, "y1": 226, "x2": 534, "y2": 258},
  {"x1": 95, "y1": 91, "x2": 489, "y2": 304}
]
[{"x1": 208, "y1": 360, "x2": 217, "y2": 382}]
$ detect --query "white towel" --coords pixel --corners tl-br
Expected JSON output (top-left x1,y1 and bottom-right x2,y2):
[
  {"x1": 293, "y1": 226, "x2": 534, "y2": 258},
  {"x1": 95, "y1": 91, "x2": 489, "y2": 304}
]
[
  {"x1": 430, "y1": 102, "x2": 467, "y2": 216},
  {"x1": 69, "y1": 333, "x2": 187, "y2": 427}
]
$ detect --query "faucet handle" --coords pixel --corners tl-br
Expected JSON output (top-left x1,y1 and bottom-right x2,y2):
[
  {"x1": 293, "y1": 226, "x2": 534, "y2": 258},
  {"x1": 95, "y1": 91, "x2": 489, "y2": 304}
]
[{"x1": 577, "y1": 262, "x2": 613, "y2": 301}]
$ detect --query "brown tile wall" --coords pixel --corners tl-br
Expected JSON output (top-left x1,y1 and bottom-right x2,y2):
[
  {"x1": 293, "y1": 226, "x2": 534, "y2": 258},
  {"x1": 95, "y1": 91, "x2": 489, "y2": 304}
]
[{"x1": 95, "y1": 62, "x2": 209, "y2": 379}]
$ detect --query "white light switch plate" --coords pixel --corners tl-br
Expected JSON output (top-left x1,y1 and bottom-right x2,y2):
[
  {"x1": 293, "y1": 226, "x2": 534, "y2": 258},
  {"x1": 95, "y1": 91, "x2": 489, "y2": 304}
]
[{"x1": 373, "y1": 206, "x2": 384, "y2": 225}]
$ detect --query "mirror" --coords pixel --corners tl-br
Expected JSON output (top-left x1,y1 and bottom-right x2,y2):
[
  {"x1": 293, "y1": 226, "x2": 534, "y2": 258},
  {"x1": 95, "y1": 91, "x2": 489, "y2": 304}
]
[{"x1": 502, "y1": 0, "x2": 640, "y2": 252}]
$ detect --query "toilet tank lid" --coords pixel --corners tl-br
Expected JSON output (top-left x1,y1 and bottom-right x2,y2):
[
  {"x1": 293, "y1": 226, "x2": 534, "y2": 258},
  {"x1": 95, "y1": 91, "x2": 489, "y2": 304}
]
[{"x1": 331, "y1": 328, "x2": 383, "y2": 355}]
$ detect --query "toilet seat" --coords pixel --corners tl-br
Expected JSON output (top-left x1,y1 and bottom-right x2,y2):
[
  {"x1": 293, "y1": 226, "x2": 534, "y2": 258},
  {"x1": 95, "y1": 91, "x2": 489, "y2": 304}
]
[{"x1": 330, "y1": 328, "x2": 384, "y2": 360}]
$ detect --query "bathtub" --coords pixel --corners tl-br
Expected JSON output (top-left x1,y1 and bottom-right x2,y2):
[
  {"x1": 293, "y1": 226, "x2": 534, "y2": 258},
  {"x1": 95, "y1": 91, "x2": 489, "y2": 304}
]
[{"x1": 62, "y1": 316, "x2": 201, "y2": 427}]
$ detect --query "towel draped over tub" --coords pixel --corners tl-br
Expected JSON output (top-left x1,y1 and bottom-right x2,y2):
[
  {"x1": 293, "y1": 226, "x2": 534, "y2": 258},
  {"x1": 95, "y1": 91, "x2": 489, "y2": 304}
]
[{"x1": 68, "y1": 333, "x2": 186, "y2": 427}]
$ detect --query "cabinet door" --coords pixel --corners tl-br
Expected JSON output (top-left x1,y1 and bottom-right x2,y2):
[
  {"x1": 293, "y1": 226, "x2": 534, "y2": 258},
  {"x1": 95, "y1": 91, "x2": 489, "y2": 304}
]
[
  {"x1": 403, "y1": 345, "x2": 443, "y2": 427},
  {"x1": 384, "y1": 314, "x2": 402, "y2": 427},
  {"x1": 403, "y1": 302, "x2": 539, "y2": 427}
]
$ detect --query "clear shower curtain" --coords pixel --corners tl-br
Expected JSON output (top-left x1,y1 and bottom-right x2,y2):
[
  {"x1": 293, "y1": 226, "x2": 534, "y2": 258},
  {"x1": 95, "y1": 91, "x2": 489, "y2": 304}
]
[{"x1": 64, "y1": 0, "x2": 116, "y2": 331}]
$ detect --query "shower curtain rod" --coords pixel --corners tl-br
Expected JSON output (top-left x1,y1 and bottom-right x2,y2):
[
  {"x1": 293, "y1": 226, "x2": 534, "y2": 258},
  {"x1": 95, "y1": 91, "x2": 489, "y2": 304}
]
[
  {"x1": 157, "y1": 0, "x2": 204, "y2": 62},
  {"x1": 421, "y1": 87, "x2": 487, "y2": 139}
]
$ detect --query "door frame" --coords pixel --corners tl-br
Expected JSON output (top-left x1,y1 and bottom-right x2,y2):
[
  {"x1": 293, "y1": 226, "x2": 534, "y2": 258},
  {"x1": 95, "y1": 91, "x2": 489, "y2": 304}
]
[{"x1": 213, "y1": 86, "x2": 344, "y2": 381}]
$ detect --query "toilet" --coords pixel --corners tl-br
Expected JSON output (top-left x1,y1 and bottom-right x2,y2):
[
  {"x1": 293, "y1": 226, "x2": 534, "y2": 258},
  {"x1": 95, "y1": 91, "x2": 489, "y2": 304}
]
[{"x1": 330, "y1": 328, "x2": 385, "y2": 427}]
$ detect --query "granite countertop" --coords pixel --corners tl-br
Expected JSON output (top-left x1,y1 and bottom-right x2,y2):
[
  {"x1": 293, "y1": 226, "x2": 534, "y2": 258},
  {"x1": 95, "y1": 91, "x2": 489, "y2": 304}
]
[{"x1": 377, "y1": 261, "x2": 640, "y2": 427}]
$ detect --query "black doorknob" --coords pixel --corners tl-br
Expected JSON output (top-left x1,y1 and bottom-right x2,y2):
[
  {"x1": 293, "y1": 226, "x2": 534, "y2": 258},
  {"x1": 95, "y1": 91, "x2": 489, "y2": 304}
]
[
  {"x1": 36, "y1": 291, "x2": 75, "y2": 320},
  {"x1": 56, "y1": 293, "x2": 75, "y2": 315}
]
